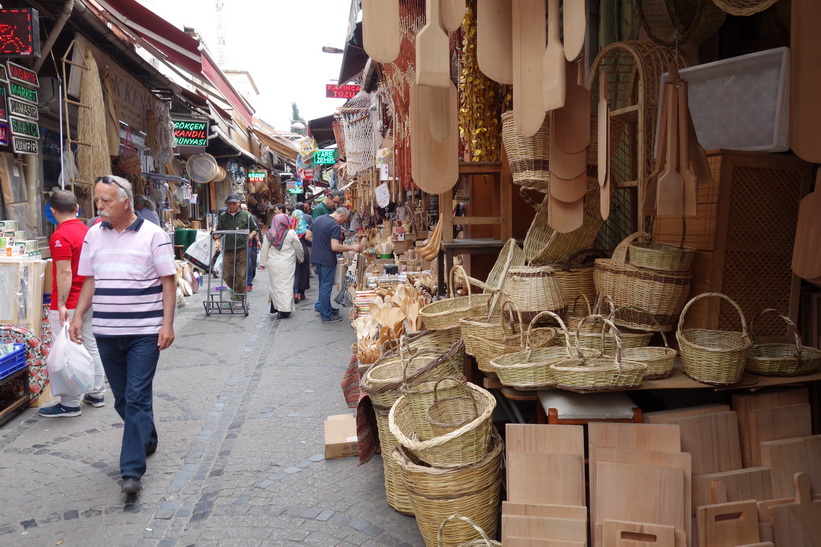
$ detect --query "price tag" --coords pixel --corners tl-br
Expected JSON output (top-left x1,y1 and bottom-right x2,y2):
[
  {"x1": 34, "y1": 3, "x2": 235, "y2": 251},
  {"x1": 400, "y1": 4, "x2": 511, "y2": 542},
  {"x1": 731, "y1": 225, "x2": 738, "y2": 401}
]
[{"x1": 375, "y1": 183, "x2": 390, "y2": 208}]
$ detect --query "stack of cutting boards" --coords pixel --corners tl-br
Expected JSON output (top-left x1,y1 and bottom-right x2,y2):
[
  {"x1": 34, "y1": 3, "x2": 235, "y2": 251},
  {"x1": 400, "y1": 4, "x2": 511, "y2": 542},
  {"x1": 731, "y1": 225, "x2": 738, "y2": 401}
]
[{"x1": 503, "y1": 424, "x2": 588, "y2": 545}]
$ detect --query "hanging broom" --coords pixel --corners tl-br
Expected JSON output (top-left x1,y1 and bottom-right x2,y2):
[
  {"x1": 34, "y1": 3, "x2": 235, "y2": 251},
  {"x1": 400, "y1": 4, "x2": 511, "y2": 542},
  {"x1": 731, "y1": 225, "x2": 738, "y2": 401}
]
[{"x1": 77, "y1": 48, "x2": 115, "y2": 190}]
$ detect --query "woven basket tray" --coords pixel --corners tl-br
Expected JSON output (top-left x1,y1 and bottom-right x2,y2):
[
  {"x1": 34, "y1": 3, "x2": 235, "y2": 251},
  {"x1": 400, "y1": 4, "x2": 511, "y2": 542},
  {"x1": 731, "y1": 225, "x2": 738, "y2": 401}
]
[
  {"x1": 676, "y1": 292, "x2": 751, "y2": 385},
  {"x1": 615, "y1": 305, "x2": 677, "y2": 379},
  {"x1": 420, "y1": 266, "x2": 493, "y2": 331},
  {"x1": 746, "y1": 308, "x2": 821, "y2": 377}
]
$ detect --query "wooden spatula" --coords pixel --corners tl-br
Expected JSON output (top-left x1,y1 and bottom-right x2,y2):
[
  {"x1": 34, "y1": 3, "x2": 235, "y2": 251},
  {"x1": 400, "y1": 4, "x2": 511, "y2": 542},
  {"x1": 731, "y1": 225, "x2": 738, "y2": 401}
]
[
  {"x1": 656, "y1": 82, "x2": 683, "y2": 217},
  {"x1": 477, "y1": 0, "x2": 513, "y2": 84},
  {"x1": 428, "y1": 84, "x2": 454, "y2": 143},
  {"x1": 548, "y1": 193, "x2": 584, "y2": 233},
  {"x1": 553, "y1": 61, "x2": 591, "y2": 154},
  {"x1": 416, "y1": 0, "x2": 451, "y2": 88},
  {"x1": 410, "y1": 82, "x2": 459, "y2": 194},
  {"x1": 512, "y1": 0, "x2": 546, "y2": 136},
  {"x1": 362, "y1": 0, "x2": 401, "y2": 63},
  {"x1": 543, "y1": 0, "x2": 566, "y2": 112},
  {"x1": 677, "y1": 80, "x2": 698, "y2": 217},
  {"x1": 598, "y1": 72, "x2": 611, "y2": 220},
  {"x1": 563, "y1": 0, "x2": 586, "y2": 61},
  {"x1": 792, "y1": 171, "x2": 821, "y2": 282},
  {"x1": 643, "y1": 82, "x2": 670, "y2": 218},
  {"x1": 440, "y1": 0, "x2": 466, "y2": 33}
]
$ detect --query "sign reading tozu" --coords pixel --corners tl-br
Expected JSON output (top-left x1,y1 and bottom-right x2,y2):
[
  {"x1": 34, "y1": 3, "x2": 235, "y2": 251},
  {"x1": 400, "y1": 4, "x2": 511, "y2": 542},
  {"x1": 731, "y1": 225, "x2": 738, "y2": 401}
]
[
  {"x1": 173, "y1": 119, "x2": 208, "y2": 147},
  {"x1": 325, "y1": 84, "x2": 361, "y2": 99}
]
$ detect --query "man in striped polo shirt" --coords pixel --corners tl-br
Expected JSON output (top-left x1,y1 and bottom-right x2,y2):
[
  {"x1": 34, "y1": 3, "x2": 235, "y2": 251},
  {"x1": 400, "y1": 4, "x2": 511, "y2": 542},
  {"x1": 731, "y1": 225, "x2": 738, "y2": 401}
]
[{"x1": 69, "y1": 175, "x2": 177, "y2": 495}]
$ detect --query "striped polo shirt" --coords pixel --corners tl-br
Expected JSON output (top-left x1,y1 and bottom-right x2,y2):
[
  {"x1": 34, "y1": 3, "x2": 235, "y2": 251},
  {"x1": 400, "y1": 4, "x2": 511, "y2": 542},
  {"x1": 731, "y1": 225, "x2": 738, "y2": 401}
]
[{"x1": 78, "y1": 217, "x2": 176, "y2": 337}]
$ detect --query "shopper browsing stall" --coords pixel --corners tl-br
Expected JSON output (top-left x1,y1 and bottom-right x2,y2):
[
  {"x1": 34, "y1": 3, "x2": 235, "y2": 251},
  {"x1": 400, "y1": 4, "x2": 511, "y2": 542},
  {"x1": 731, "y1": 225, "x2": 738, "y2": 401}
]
[{"x1": 311, "y1": 207, "x2": 361, "y2": 323}]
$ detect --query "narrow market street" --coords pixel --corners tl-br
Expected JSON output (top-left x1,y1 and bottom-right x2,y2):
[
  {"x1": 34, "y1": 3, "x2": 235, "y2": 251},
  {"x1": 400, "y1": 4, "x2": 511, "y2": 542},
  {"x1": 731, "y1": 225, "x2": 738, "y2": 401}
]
[{"x1": 0, "y1": 270, "x2": 424, "y2": 546}]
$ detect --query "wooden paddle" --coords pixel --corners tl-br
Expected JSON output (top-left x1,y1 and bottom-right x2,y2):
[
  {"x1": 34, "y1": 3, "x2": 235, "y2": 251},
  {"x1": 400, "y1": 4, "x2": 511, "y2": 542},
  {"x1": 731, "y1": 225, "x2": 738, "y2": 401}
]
[
  {"x1": 677, "y1": 80, "x2": 698, "y2": 217},
  {"x1": 440, "y1": 0, "x2": 466, "y2": 33},
  {"x1": 416, "y1": 0, "x2": 450, "y2": 88},
  {"x1": 543, "y1": 0, "x2": 566, "y2": 112},
  {"x1": 643, "y1": 82, "x2": 670, "y2": 218},
  {"x1": 598, "y1": 71, "x2": 611, "y2": 220},
  {"x1": 790, "y1": 0, "x2": 821, "y2": 163},
  {"x1": 656, "y1": 81, "x2": 683, "y2": 217},
  {"x1": 554, "y1": 61, "x2": 591, "y2": 154},
  {"x1": 791, "y1": 171, "x2": 821, "y2": 282},
  {"x1": 477, "y1": 0, "x2": 513, "y2": 84},
  {"x1": 512, "y1": 0, "x2": 546, "y2": 136},
  {"x1": 428, "y1": 85, "x2": 453, "y2": 143},
  {"x1": 771, "y1": 472, "x2": 821, "y2": 547},
  {"x1": 548, "y1": 193, "x2": 584, "y2": 233},
  {"x1": 563, "y1": 0, "x2": 586, "y2": 62},
  {"x1": 409, "y1": 82, "x2": 459, "y2": 194},
  {"x1": 362, "y1": 0, "x2": 401, "y2": 63}
]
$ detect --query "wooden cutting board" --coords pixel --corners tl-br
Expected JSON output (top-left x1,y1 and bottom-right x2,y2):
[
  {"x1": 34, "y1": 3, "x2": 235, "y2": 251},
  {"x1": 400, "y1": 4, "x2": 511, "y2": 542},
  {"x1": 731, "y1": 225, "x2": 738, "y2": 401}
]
[
  {"x1": 790, "y1": 0, "x2": 821, "y2": 163},
  {"x1": 692, "y1": 467, "x2": 772, "y2": 510},
  {"x1": 656, "y1": 81, "x2": 683, "y2": 217},
  {"x1": 598, "y1": 71, "x2": 611, "y2": 220},
  {"x1": 791, "y1": 172, "x2": 821, "y2": 282},
  {"x1": 416, "y1": 0, "x2": 451, "y2": 88},
  {"x1": 601, "y1": 520, "x2": 677, "y2": 547},
  {"x1": 506, "y1": 537, "x2": 585, "y2": 546},
  {"x1": 440, "y1": 0, "x2": 466, "y2": 32},
  {"x1": 409, "y1": 82, "x2": 459, "y2": 194},
  {"x1": 748, "y1": 403, "x2": 812, "y2": 466},
  {"x1": 643, "y1": 404, "x2": 730, "y2": 424},
  {"x1": 507, "y1": 452, "x2": 586, "y2": 506},
  {"x1": 505, "y1": 424, "x2": 584, "y2": 455},
  {"x1": 588, "y1": 422, "x2": 682, "y2": 453},
  {"x1": 512, "y1": 0, "x2": 546, "y2": 136},
  {"x1": 759, "y1": 434, "x2": 821, "y2": 498},
  {"x1": 771, "y1": 472, "x2": 821, "y2": 547},
  {"x1": 428, "y1": 84, "x2": 455, "y2": 143},
  {"x1": 477, "y1": 0, "x2": 513, "y2": 84},
  {"x1": 503, "y1": 514, "x2": 588, "y2": 543},
  {"x1": 503, "y1": 502, "x2": 587, "y2": 520},
  {"x1": 670, "y1": 410, "x2": 742, "y2": 476},
  {"x1": 696, "y1": 499, "x2": 760, "y2": 547},
  {"x1": 731, "y1": 387, "x2": 808, "y2": 467},
  {"x1": 553, "y1": 61, "x2": 591, "y2": 154},
  {"x1": 362, "y1": 0, "x2": 401, "y2": 63}
]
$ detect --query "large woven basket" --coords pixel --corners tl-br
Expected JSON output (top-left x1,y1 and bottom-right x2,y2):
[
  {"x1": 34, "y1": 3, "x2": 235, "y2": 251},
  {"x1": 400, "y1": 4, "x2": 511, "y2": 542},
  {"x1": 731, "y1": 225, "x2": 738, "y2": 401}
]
[
  {"x1": 638, "y1": 0, "x2": 726, "y2": 46},
  {"x1": 389, "y1": 383, "x2": 496, "y2": 468},
  {"x1": 502, "y1": 265, "x2": 567, "y2": 323},
  {"x1": 427, "y1": 377, "x2": 482, "y2": 437},
  {"x1": 455, "y1": 241, "x2": 525, "y2": 315},
  {"x1": 402, "y1": 374, "x2": 469, "y2": 441},
  {"x1": 594, "y1": 232, "x2": 692, "y2": 331},
  {"x1": 628, "y1": 235, "x2": 695, "y2": 273},
  {"x1": 552, "y1": 249, "x2": 607, "y2": 307},
  {"x1": 393, "y1": 430, "x2": 503, "y2": 547},
  {"x1": 746, "y1": 309, "x2": 821, "y2": 377},
  {"x1": 438, "y1": 515, "x2": 501, "y2": 547},
  {"x1": 371, "y1": 402, "x2": 413, "y2": 514},
  {"x1": 460, "y1": 299, "x2": 523, "y2": 373},
  {"x1": 551, "y1": 315, "x2": 647, "y2": 392},
  {"x1": 420, "y1": 266, "x2": 493, "y2": 331},
  {"x1": 617, "y1": 306, "x2": 678, "y2": 379},
  {"x1": 677, "y1": 292, "x2": 752, "y2": 385}
]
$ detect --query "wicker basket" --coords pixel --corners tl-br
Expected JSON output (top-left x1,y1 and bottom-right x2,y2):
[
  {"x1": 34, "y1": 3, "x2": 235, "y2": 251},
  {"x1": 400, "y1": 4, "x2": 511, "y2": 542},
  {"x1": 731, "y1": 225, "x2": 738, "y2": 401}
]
[
  {"x1": 456, "y1": 239, "x2": 526, "y2": 315},
  {"x1": 638, "y1": 0, "x2": 726, "y2": 46},
  {"x1": 502, "y1": 265, "x2": 567, "y2": 323},
  {"x1": 552, "y1": 249, "x2": 607, "y2": 307},
  {"x1": 402, "y1": 374, "x2": 469, "y2": 441},
  {"x1": 628, "y1": 235, "x2": 695, "y2": 273},
  {"x1": 393, "y1": 430, "x2": 503, "y2": 547},
  {"x1": 421, "y1": 266, "x2": 494, "y2": 331},
  {"x1": 575, "y1": 302, "x2": 654, "y2": 353},
  {"x1": 711, "y1": 0, "x2": 779, "y2": 16},
  {"x1": 438, "y1": 515, "x2": 501, "y2": 547},
  {"x1": 566, "y1": 294, "x2": 596, "y2": 333},
  {"x1": 501, "y1": 110, "x2": 550, "y2": 193},
  {"x1": 551, "y1": 315, "x2": 648, "y2": 392},
  {"x1": 677, "y1": 292, "x2": 752, "y2": 385},
  {"x1": 746, "y1": 309, "x2": 821, "y2": 377},
  {"x1": 427, "y1": 377, "x2": 481, "y2": 437},
  {"x1": 461, "y1": 299, "x2": 523, "y2": 373},
  {"x1": 389, "y1": 382, "x2": 496, "y2": 468},
  {"x1": 371, "y1": 402, "x2": 413, "y2": 514},
  {"x1": 617, "y1": 306, "x2": 678, "y2": 379},
  {"x1": 594, "y1": 232, "x2": 692, "y2": 331}
]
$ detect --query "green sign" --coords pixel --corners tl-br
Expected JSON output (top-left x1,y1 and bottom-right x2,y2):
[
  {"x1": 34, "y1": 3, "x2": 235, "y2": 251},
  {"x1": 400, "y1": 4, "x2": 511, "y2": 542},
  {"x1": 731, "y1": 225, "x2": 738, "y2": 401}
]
[
  {"x1": 10, "y1": 116, "x2": 38, "y2": 138},
  {"x1": 314, "y1": 148, "x2": 338, "y2": 165},
  {"x1": 173, "y1": 120, "x2": 208, "y2": 147},
  {"x1": 8, "y1": 82, "x2": 36, "y2": 105}
]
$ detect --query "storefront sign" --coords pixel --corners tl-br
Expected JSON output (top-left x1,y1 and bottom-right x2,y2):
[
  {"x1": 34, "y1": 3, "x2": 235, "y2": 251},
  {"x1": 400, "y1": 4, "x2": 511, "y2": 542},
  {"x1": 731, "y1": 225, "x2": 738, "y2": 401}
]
[
  {"x1": 325, "y1": 84, "x2": 360, "y2": 99},
  {"x1": 12, "y1": 135, "x2": 37, "y2": 154},
  {"x1": 8, "y1": 81, "x2": 35, "y2": 104},
  {"x1": 313, "y1": 148, "x2": 338, "y2": 165},
  {"x1": 6, "y1": 61, "x2": 38, "y2": 87},
  {"x1": 8, "y1": 97, "x2": 36, "y2": 120},
  {"x1": 247, "y1": 171, "x2": 266, "y2": 183},
  {"x1": 0, "y1": 65, "x2": 7, "y2": 82},
  {"x1": 298, "y1": 167, "x2": 315, "y2": 181},
  {"x1": 10, "y1": 116, "x2": 38, "y2": 138},
  {"x1": 0, "y1": 122, "x2": 8, "y2": 146},
  {"x1": 0, "y1": 86, "x2": 7, "y2": 122},
  {"x1": 173, "y1": 119, "x2": 208, "y2": 147},
  {"x1": 0, "y1": 9, "x2": 40, "y2": 58}
]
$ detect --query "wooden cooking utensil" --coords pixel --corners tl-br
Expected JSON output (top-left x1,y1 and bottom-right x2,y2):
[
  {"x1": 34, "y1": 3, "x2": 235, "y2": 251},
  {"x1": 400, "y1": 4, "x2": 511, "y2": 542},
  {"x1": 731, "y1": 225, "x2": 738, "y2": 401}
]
[
  {"x1": 687, "y1": 106, "x2": 712, "y2": 184},
  {"x1": 428, "y1": 84, "x2": 454, "y2": 143},
  {"x1": 512, "y1": 0, "x2": 546, "y2": 136},
  {"x1": 362, "y1": 0, "x2": 401, "y2": 63},
  {"x1": 642, "y1": 82, "x2": 670, "y2": 218},
  {"x1": 677, "y1": 79, "x2": 698, "y2": 217},
  {"x1": 656, "y1": 81, "x2": 683, "y2": 217},
  {"x1": 410, "y1": 82, "x2": 459, "y2": 194},
  {"x1": 553, "y1": 61, "x2": 591, "y2": 154},
  {"x1": 791, "y1": 171, "x2": 821, "y2": 282},
  {"x1": 416, "y1": 0, "x2": 451, "y2": 88},
  {"x1": 790, "y1": 0, "x2": 821, "y2": 163},
  {"x1": 563, "y1": 0, "x2": 586, "y2": 61},
  {"x1": 771, "y1": 472, "x2": 821, "y2": 547},
  {"x1": 543, "y1": 0, "x2": 566, "y2": 112},
  {"x1": 547, "y1": 193, "x2": 584, "y2": 233},
  {"x1": 598, "y1": 71, "x2": 611, "y2": 220},
  {"x1": 477, "y1": 0, "x2": 513, "y2": 84},
  {"x1": 440, "y1": 0, "x2": 466, "y2": 33}
]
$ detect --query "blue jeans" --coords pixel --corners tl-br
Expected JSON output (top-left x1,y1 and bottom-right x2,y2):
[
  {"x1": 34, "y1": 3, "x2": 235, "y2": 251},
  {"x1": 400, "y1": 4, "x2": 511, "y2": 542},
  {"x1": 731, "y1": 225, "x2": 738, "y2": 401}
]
[
  {"x1": 96, "y1": 335, "x2": 160, "y2": 479},
  {"x1": 313, "y1": 263, "x2": 336, "y2": 320},
  {"x1": 247, "y1": 246, "x2": 257, "y2": 286}
]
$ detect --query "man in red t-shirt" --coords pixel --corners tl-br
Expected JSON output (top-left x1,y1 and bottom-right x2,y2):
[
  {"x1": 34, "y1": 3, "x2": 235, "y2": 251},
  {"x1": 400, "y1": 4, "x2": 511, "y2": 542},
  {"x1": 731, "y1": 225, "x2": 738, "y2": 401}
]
[{"x1": 39, "y1": 190, "x2": 107, "y2": 418}]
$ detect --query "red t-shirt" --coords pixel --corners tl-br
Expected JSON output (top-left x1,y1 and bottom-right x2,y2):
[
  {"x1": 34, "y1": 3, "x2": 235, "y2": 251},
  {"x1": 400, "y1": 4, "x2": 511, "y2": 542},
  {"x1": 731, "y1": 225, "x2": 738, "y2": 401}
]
[{"x1": 49, "y1": 218, "x2": 89, "y2": 311}]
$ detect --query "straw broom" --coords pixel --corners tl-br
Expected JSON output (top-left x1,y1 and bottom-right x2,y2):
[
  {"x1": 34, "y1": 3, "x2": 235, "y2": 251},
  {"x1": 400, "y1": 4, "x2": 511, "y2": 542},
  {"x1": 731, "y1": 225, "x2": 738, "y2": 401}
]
[{"x1": 77, "y1": 48, "x2": 114, "y2": 189}]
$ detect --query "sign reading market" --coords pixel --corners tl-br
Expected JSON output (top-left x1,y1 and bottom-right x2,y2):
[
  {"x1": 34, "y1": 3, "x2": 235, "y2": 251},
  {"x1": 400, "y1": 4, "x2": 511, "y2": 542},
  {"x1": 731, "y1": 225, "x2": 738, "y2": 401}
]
[{"x1": 173, "y1": 119, "x2": 208, "y2": 148}]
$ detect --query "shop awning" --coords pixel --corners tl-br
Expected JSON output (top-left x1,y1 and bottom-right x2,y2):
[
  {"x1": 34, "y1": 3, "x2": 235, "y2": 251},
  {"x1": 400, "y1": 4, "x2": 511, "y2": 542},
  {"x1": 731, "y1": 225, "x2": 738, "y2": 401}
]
[
  {"x1": 338, "y1": 22, "x2": 368, "y2": 86},
  {"x1": 308, "y1": 114, "x2": 337, "y2": 149},
  {"x1": 252, "y1": 129, "x2": 299, "y2": 162}
]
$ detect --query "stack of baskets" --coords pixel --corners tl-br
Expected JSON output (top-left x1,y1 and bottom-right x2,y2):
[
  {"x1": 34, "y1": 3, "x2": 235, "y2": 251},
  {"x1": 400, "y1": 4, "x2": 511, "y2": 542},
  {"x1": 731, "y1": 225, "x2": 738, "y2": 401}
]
[
  {"x1": 502, "y1": 265, "x2": 567, "y2": 323},
  {"x1": 746, "y1": 308, "x2": 821, "y2": 377},
  {"x1": 594, "y1": 232, "x2": 693, "y2": 332},
  {"x1": 389, "y1": 376, "x2": 501, "y2": 546},
  {"x1": 361, "y1": 336, "x2": 465, "y2": 515},
  {"x1": 420, "y1": 266, "x2": 494, "y2": 331}
]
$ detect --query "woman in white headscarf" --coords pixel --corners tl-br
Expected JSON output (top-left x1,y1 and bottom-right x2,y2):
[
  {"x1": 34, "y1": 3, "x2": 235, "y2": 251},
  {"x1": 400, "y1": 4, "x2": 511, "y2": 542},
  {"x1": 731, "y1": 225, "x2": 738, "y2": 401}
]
[{"x1": 259, "y1": 213, "x2": 304, "y2": 318}]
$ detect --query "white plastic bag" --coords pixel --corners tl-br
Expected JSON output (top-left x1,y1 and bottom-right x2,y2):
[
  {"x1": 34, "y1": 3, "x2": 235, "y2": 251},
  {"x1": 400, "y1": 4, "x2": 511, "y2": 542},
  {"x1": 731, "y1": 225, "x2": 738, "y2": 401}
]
[
  {"x1": 46, "y1": 324, "x2": 94, "y2": 397},
  {"x1": 184, "y1": 231, "x2": 216, "y2": 270}
]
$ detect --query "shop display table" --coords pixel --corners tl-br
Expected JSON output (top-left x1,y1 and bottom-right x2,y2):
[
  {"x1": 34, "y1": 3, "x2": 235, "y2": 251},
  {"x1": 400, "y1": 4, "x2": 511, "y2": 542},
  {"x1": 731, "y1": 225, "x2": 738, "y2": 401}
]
[{"x1": 436, "y1": 238, "x2": 510, "y2": 296}]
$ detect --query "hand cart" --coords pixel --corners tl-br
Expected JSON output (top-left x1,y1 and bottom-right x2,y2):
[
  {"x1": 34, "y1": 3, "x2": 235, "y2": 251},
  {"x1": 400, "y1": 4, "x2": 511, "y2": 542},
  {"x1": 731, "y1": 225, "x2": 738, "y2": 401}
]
[{"x1": 204, "y1": 229, "x2": 249, "y2": 316}]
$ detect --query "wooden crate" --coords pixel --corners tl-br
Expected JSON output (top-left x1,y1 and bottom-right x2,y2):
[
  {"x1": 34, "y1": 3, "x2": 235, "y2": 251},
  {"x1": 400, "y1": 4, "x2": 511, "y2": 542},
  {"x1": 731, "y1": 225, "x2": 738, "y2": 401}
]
[{"x1": 653, "y1": 150, "x2": 812, "y2": 335}]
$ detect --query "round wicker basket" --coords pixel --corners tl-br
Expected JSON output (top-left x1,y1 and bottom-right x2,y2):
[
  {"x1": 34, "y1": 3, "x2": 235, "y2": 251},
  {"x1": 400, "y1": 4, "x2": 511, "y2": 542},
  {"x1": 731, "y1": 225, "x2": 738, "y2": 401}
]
[
  {"x1": 746, "y1": 309, "x2": 821, "y2": 377},
  {"x1": 438, "y1": 515, "x2": 501, "y2": 547},
  {"x1": 420, "y1": 266, "x2": 493, "y2": 331}
]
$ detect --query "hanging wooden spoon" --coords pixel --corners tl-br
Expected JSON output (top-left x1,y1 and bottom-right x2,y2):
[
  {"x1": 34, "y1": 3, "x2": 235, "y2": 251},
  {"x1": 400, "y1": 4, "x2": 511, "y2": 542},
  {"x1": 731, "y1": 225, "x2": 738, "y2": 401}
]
[
  {"x1": 598, "y1": 71, "x2": 611, "y2": 220},
  {"x1": 563, "y1": 0, "x2": 586, "y2": 61},
  {"x1": 656, "y1": 81, "x2": 683, "y2": 217},
  {"x1": 512, "y1": 0, "x2": 546, "y2": 136},
  {"x1": 362, "y1": 0, "x2": 401, "y2": 63},
  {"x1": 677, "y1": 79, "x2": 698, "y2": 217},
  {"x1": 543, "y1": 0, "x2": 566, "y2": 112},
  {"x1": 416, "y1": 0, "x2": 451, "y2": 88},
  {"x1": 477, "y1": 0, "x2": 512, "y2": 84},
  {"x1": 440, "y1": 0, "x2": 467, "y2": 33}
]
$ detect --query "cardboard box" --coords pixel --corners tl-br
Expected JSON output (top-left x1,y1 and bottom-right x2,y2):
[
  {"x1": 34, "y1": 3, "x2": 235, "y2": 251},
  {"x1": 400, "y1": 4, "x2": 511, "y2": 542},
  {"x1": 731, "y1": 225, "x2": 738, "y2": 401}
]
[{"x1": 324, "y1": 413, "x2": 359, "y2": 459}]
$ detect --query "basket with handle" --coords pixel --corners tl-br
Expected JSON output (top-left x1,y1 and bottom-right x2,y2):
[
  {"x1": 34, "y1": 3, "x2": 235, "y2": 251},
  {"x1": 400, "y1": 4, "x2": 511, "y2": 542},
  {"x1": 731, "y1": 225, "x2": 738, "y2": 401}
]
[
  {"x1": 389, "y1": 382, "x2": 496, "y2": 468},
  {"x1": 711, "y1": 0, "x2": 780, "y2": 16},
  {"x1": 575, "y1": 298, "x2": 654, "y2": 353},
  {"x1": 594, "y1": 232, "x2": 692, "y2": 331},
  {"x1": 461, "y1": 298, "x2": 523, "y2": 373},
  {"x1": 550, "y1": 315, "x2": 647, "y2": 392},
  {"x1": 566, "y1": 294, "x2": 596, "y2": 334},
  {"x1": 489, "y1": 311, "x2": 573, "y2": 390},
  {"x1": 502, "y1": 264, "x2": 567, "y2": 323},
  {"x1": 628, "y1": 233, "x2": 695, "y2": 273},
  {"x1": 551, "y1": 249, "x2": 607, "y2": 307},
  {"x1": 454, "y1": 239, "x2": 525, "y2": 315},
  {"x1": 402, "y1": 372, "x2": 469, "y2": 441},
  {"x1": 676, "y1": 292, "x2": 752, "y2": 385},
  {"x1": 617, "y1": 305, "x2": 678, "y2": 379},
  {"x1": 438, "y1": 515, "x2": 501, "y2": 547},
  {"x1": 427, "y1": 376, "x2": 481, "y2": 437},
  {"x1": 746, "y1": 308, "x2": 821, "y2": 377},
  {"x1": 420, "y1": 266, "x2": 493, "y2": 331}
]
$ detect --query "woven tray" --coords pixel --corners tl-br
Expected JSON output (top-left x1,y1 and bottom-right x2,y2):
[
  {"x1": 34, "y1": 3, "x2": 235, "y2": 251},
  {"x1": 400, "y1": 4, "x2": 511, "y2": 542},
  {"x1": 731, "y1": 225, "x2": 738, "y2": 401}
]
[
  {"x1": 616, "y1": 305, "x2": 678, "y2": 379},
  {"x1": 420, "y1": 265, "x2": 493, "y2": 331},
  {"x1": 746, "y1": 308, "x2": 821, "y2": 377}
]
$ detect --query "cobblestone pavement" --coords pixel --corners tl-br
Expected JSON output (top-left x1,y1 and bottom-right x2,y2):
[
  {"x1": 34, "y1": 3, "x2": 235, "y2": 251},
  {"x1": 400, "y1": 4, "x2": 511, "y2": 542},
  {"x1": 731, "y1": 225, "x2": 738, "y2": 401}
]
[{"x1": 0, "y1": 266, "x2": 425, "y2": 546}]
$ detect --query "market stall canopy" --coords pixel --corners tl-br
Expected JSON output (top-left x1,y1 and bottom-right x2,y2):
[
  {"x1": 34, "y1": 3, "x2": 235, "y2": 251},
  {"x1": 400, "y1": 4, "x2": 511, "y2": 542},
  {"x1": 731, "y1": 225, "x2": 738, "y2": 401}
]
[
  {"x1": 339, "y1": 22, "x2": 368, "y2": 86},
  {"x1": 251, "y1": 128, "x2": 299, "y2": 162},
  {"x1": 308, "y1": 115, "x2": 337, "y2": 149}
]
